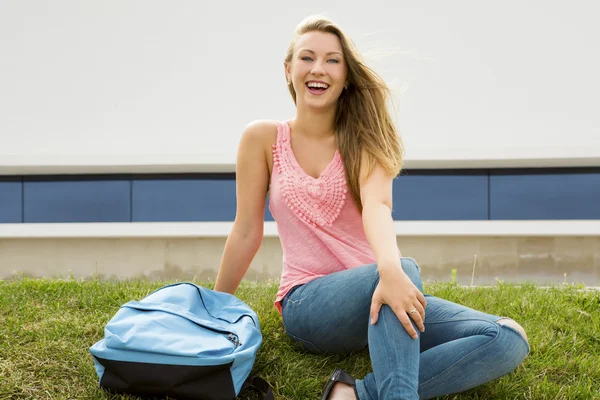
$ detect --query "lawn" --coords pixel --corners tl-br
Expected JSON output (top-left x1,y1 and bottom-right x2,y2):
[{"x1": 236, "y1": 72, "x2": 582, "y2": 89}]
[{"x1": 0, "y1": 278, "x2": 599, "y2": 399}]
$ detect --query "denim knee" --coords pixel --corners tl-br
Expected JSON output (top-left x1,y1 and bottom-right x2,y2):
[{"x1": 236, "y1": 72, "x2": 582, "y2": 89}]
[
  {"x1": 497, "y1": 319, "x2": 531, "y2": 359},
  {"x1": 400, "y1": 257, "x2": 423, "y2": 292},
  {"x1": 482, "y1": 319, "x2": 530, "y2": 380}
]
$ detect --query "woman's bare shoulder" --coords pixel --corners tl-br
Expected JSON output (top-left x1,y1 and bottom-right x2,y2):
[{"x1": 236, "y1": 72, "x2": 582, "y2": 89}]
[{"x1": 241, "y1": 119, "x2": 280, "y2": 144}]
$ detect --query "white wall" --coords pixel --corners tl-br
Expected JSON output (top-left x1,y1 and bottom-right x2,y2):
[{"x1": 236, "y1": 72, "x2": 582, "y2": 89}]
[{"x1": 1, "y1": 0, "x2": 599, "y2": 173}]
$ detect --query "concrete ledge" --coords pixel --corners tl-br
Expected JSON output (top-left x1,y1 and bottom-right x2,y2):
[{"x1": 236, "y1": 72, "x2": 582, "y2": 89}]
[
  {"x1": 1, "y1": 146, "x2": 599, "y2": 175},
  {"x1": 1, "y1": 220, "x2": 600, "y2": 239},
  {"x1": 1, "y1": 236, "x2": 598, "y2": 285}
]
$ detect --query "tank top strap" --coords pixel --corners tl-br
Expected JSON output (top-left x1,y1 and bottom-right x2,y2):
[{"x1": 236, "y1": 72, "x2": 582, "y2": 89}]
[
  {"x1": 271, "y1": 121, "x2": 294, "y2": 175},
  {"x1": 272, "y1": 120, "x2": 293, "y2": 177},
  {"x1": 276, "y1": 120, "x2": 291, "y2": 149}
]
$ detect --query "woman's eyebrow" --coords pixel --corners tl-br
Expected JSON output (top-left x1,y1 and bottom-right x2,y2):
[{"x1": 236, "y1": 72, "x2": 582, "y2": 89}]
[{"x1": 298, "y1": 49, "x2": 343, "y2": 56}]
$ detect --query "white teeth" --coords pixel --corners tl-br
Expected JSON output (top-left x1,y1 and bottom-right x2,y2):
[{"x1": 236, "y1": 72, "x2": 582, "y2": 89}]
[{"x1": 307, "y1": 82, "x2": 329, "y2": 89}]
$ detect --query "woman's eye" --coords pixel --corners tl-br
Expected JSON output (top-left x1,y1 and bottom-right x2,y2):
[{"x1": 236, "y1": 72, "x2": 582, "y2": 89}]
[{"x1": 300, "y1": 56, "x2": 339, "y2": 63}]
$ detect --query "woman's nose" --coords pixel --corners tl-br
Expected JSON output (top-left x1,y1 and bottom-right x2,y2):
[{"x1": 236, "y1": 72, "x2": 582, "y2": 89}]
[{"x1": 310, "y1": 60, "x2": 327, "y2": 76}]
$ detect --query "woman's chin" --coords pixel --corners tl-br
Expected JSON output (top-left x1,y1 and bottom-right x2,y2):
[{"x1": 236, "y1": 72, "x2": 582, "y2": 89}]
[{"x1": 299, "y1": 93, "x2": 339, "y2": 111}]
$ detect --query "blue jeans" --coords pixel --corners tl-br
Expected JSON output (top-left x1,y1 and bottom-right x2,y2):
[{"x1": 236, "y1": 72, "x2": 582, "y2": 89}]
[{"x1": 281, "y1": 257, "x2": 530, "y2": 400}]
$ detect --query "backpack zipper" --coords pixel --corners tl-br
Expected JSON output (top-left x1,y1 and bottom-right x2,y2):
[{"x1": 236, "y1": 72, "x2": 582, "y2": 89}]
[
  {"x1": 122, "y1": 303, "x2": 244, "y2": 348},
  {"x1": 226, "y1": 333, "x2": 242, "y2": 347}
]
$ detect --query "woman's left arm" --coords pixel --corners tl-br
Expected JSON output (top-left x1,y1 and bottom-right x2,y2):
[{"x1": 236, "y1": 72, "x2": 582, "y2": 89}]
[
  {"x1": 359, "y1": 160, "x2": 402, "y2": 272},
  {"x1": 360, "y1": 155, "x2": 427, "y2": 338}
]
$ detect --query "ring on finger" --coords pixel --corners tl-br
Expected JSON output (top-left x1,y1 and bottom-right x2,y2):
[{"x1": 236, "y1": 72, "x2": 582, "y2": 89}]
[{"x1": 409, "y1": 308, "x2": 418, "y2": 314}]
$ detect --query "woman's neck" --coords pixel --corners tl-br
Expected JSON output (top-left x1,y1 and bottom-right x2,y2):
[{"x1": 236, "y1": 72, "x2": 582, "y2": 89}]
[{"x1": 292, "y1": 103, "x2": 337, "y2": 138}]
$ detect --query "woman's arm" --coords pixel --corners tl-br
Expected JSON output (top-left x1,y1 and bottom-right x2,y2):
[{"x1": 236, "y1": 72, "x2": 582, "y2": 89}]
[
  {"x1": 360, "y1": 160, "x2": 402, "y2": 272},
  {"x1": 214, "y1": 121, "x2": 272, "y2": 294},
  {"x1": 359, "y1": 153, "x2": 427, "y2": 338}
]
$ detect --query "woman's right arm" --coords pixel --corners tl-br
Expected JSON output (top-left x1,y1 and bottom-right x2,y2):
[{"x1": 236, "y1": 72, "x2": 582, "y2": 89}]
[{"x1": 213, "y1": 121, "x2": 272, "y2": 294}]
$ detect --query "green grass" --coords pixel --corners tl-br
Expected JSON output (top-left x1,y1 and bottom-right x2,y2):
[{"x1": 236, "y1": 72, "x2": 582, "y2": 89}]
[{"x1": 1, "y1": 278, "x2": 599, "y2": 400}]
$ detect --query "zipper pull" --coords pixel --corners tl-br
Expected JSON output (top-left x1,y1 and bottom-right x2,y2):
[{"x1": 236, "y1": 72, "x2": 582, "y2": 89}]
[{"x1": 227, "y1": 333, "x2": 242, "y2": 347}]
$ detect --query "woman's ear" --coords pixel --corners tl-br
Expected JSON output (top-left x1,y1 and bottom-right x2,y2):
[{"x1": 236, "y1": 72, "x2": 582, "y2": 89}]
[{"x1": 284, "y1": 63, "x2": 291, "y2": 83}]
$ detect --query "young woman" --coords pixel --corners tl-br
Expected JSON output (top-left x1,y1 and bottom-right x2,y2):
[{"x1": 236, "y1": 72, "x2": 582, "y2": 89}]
[{"x1": 214, "y1": 15, "x2": 529, "y2": 400}]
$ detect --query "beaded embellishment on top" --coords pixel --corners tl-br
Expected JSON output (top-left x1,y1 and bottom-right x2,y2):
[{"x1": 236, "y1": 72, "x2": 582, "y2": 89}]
[{"x1": 272, "y1": 122, "x2": 348, "y2": 227}]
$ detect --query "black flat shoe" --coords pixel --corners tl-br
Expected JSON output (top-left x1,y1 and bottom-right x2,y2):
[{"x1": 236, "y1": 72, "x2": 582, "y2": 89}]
[{"x1": 321, "y1": 367, "x2": 359, "y2": 400}]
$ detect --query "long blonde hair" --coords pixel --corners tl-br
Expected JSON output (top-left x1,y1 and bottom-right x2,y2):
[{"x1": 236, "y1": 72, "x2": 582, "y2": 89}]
[{"x1": 284, "y1": 15, "x2": 403, "y2": 212}]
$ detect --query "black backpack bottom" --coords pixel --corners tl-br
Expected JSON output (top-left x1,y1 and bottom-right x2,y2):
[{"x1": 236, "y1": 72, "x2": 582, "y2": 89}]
[{"x1": 95, "y1": 356, "x2": 236, "y2": 400}]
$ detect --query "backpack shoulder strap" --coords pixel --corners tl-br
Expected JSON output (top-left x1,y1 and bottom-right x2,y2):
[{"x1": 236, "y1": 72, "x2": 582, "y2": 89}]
[{"x1": 241, "y1": 376, "x2": 274, "y2": 400}]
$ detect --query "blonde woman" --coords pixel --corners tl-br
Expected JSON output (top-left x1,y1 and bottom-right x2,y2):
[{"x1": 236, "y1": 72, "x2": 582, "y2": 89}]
[{"x1": 215, "y1": 15, "x2": 529, "y2": 400}]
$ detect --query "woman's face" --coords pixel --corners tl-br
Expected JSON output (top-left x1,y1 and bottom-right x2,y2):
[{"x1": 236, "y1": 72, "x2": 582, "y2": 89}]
[{"x1": 286, "y1": 31, "x2": 348, "y2": 110}]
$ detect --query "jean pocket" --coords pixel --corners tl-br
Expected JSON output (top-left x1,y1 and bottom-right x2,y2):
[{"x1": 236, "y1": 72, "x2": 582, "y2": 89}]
[{"x1": 285, "y1": 331, "x2": 324, "y2": 354}]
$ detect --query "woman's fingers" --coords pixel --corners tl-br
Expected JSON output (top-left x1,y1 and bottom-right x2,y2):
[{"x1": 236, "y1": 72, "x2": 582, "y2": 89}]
[
  {"x1": 408, "y1": 304, "x2": 425, "y2": 333},
  {"x1": 409, "y1": 301, "x2": 425, "y2": 332},
  {"x1": 370, "y1": 281, "x2": 427, "y2": 339},
  {"x1": 417, "y1": 291, "x2": 427, "y2": 309},
  {"x1": 370, "y1": 299, "x2": 383, "y2": 325},
  {"x1": 393, "y1": 306, "x2": 419, "y2": 339}
]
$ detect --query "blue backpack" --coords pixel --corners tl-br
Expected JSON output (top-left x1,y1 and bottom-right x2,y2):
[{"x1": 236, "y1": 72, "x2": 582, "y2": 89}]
[{"x1": 89, "y1": 282, "x2": 273, "y2": 400}]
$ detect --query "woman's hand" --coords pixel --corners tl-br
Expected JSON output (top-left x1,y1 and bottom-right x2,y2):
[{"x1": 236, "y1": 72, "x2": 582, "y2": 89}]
[{"x1": 370, "y1": 266, "x2": 427, "y2": 339}]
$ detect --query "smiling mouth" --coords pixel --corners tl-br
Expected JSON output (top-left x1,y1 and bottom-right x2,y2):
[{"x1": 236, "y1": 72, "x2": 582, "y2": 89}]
[{"x1": 306, "y1": 82, "x2": 330, "y2": 95}]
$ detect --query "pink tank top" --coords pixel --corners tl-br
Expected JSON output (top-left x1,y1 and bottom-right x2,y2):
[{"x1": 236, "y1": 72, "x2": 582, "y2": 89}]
[{"x1": 270, "y1": 120, "x2": 378, "y2": 314}]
